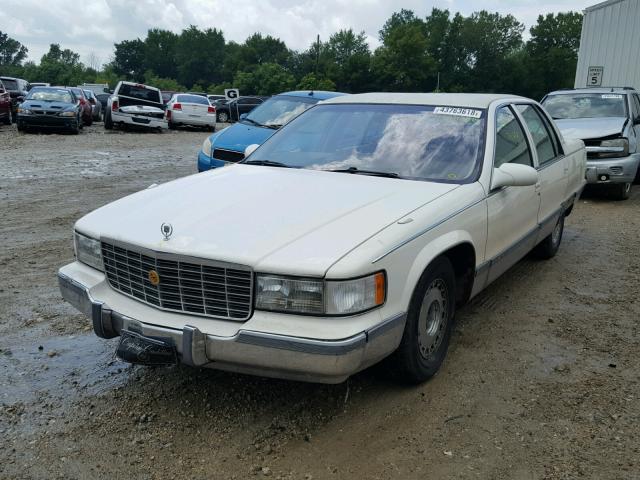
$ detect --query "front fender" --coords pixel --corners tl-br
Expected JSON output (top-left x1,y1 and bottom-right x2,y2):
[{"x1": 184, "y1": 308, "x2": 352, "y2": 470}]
[{"x1": 401, "y1": 231, "x2": 476, "y2": 310}]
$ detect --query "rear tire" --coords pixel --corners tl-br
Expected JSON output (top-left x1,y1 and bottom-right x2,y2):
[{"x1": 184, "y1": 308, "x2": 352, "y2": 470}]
[
  {"x1": 208, "y1": 125, "x2": 216, "y2": 131},
  {"x1": 2, "y1": 110, "x2": 11, "y2": 125},
  {"x1": 217, "y1": 111, "x2": 228, "y2": 123},
  {"x1": 85, "y1": 116, "x2": 93, "y2": 127},
  {"x1": 534, "y1": 214, "x2": 564, "y2": 259},
  {"x1": 168, "y1": 121, "x2": 176, "y2": 130},
  {"x1": 612, "y1": 182, "x2": 631, "y2": 200},
  {"x1": 388, "y1": 257, "x2": 456, "y2": 384},
  {"x1": 104, "y1": 111, "x2": 113, "y2": 130}
]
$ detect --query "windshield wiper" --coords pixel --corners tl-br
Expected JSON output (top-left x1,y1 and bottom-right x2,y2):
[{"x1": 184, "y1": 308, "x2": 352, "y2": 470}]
[
  {"x1": 242, "y1": 159, "x2": 294, "y2": 168},
  {"x1": 263, "y1": 123, "x2": 282, "y2": 130},
  {"x1": 326, "y1": 166, "x2": 400, "y2": 178},
  {"x1": 241, "y1": 117, "x2": 264, "y2": 127}
]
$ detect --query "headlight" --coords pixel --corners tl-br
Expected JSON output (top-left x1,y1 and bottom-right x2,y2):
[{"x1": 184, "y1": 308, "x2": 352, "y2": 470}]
[
  {"x1": 17, "y1": 108, "x2": 32, "y2": 115},
  {"x1": 59, "y1": 111, "x2": 76, "y2": 117},
  {"x1": 74, "y1": 232, "x2": 103, "y2": 271},
  {"x1": 594, "y1": 138, "x2": 629, "y2": 158},
  {"x1": 201, "y1": 136, "x2": 212, "y2": 157},
  {"x1": 255, "y1": 272, "x2": 385, "y2": 315}
]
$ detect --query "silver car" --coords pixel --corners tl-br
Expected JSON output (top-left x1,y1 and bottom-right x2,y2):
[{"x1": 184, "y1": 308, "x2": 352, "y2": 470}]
[{"x1": 542, "y1": 87, "x2": 640, "y2": 200}]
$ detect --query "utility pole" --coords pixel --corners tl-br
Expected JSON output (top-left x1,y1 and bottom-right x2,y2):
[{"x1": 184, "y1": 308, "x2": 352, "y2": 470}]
[{"x1": 314, "y1": 34, "x2": 320, "y2": 91}]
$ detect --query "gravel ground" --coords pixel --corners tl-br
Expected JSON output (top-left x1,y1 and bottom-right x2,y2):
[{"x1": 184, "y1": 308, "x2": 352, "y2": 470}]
[{"x1": 0, "y1": 122, "x2": 639, "y2": 479}]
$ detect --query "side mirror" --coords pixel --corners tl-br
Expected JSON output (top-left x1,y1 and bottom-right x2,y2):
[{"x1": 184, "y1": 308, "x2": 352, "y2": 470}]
[
  {"x1": 17, "y1": 96, "x2": 24, "y2": 102},
  {"x1": 244, "y1": 144, "x2": 260, "y2": 157},
  {"x1": 239, "y1": 113, "x2": 248, "y2": 120},
  {"x1": 491, "y1": 163, "x2": 538, "y2": 190}
]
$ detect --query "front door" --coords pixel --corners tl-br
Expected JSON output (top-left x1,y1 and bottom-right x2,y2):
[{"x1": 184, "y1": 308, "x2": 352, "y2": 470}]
[{"x1": 485, "y1": 105, "x2": 541, "y2": 285}]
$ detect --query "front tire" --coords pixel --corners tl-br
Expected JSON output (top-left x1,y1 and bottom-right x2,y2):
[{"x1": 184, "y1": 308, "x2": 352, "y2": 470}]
[
  {"x1": 612, "y1": 182, "x2": 631, "y2": 200},
  {"x1": 104, "y1": 111, "x2": 113, "y2": 130},
  {"x1": 2, "y1": 110, "x2": 11, "y2": 125},
  {"x1": 389, "y1": 257, "x2": 456, "y2": 384},
  {"x1": 217, "y1": 111, "x2": 228, "y2": 123}
]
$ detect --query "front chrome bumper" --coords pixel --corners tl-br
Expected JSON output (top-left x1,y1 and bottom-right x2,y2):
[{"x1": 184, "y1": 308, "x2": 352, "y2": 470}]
[
  {"x1": 58, "y1": 270, "x2": 405, "y2": 384},
  {"x1": 585, "y1": 153, "x2": 640, "y2": 184}
]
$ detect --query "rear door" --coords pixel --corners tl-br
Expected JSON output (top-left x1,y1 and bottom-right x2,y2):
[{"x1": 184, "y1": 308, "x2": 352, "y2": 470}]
[
  {"x1": 514, "y1": 103, "x2": 568, "y2": 241},
  {"x1": 485, "y1": 105, "x2": 541, "y2": 284}
]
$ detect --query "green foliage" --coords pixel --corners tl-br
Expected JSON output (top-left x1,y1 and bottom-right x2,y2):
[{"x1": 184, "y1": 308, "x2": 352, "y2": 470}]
[
  {"x1": 143, "y1": 70, "x2": 185, "y2": 91},
  {"x1": 0, "y1": 31, "x2": 28, "y2": 66},
  {"x1": 525, "y1": 12, "x2": 583, "y2": 100},
  {"x1": 296, "y1": 73, "x2": 336, "y2": 91},
  {"x1": 233, "y1": 63, "x2": 295, "y2": 95}
]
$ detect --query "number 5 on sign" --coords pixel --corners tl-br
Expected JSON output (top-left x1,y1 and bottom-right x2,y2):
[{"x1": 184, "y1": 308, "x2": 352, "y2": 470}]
[
  {"x1": 587, "y1": 66, "x2": 603, "y2": 87},
  {"x1": 225, "y1": 89, "x2": 239, "y2": 100}
]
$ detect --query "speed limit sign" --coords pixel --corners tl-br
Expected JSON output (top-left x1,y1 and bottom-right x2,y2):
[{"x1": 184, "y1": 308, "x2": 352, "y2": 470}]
[
  {"x1": 587, "y1": 66, "x2": 603, "y2": 87},
  {"x1": 225, "y1": 88, "x2": 239, "y2": 100}
]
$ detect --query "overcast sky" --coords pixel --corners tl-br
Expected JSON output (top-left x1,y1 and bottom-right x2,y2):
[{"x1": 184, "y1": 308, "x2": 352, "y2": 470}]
[{"x1": 1, "y1": 0, "x2": 596, "y2": 67}]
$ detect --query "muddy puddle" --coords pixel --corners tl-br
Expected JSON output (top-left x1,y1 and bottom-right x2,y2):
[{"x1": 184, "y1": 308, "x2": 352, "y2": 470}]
[{"x1": 1, "y1": 330, "x2": 129, "y2": 406}]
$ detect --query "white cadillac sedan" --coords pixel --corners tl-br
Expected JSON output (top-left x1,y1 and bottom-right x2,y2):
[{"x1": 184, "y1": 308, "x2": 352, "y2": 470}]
[{"x1": 58, "y1": 93, "x2": 586, "y2": 384}]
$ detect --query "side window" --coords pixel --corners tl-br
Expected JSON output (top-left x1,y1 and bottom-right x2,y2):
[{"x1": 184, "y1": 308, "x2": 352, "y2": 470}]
[
  {"x1": 535, "y1": 106, "x2": 564, "y2": 156},
  {"x1": 515, "y1": 104, "x2": 556, "y2": 165},
  {"x1": 494, "y1": 106, "x2": 532, "y2": 167},
  {"x1": 632, "y1": 94, "x2": 640, "y2": 120}
]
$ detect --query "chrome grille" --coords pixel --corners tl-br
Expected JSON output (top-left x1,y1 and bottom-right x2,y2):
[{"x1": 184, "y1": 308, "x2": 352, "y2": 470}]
[{"x1": 101, "y1": 240, "x2": 253, "y2": 320}]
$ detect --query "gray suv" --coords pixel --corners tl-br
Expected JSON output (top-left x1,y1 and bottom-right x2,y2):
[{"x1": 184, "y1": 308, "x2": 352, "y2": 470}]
[{"x1": 542, "y1": 87, "x2": 640, "y2": 200}]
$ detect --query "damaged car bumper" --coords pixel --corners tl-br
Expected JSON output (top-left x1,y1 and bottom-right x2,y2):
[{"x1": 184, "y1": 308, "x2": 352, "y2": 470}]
[{"x1": 585, "y1": 152, "x2": 640, "y2": 184}]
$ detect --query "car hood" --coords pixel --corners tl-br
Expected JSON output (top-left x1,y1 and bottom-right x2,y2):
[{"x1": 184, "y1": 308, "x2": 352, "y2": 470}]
[
  {"x1": 209, "y1": 122, "x2": 275, "y2": 153},
  {"x1": 76, "y1": 166, "x2": 458, "y2": 277},
  {"x1": 554, "y1": 117, "x2": 627, "y2": 140},
  {"x1": 120, "y1": 105, "x2": 165, "y2": 114},
  {"x1": 22, "y1": 100, "x2": 74, "y2": 110}
]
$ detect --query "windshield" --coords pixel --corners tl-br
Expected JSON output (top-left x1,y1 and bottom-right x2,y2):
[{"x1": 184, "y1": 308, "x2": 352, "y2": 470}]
[
  {"x1": 245, "y1": 95, "x2": 317, "y2": 128},
  {"x1": 1, "y1": 79, "x2": 18, "y2": 90},
  {"x1": 543, "y1": 93, "x2": 627, "y2": 119},
  {"x1": 26, "y1": 88, "x2": 74, "y2": 103},
  {"x1": 245, "y1": 103, "x2": 486, "y2": 183}
]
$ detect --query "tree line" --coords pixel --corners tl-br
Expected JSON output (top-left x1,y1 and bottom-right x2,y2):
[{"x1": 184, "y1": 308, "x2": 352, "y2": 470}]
[{"x1": 0, "y1": 8, "x2": 582, "y2": 100}]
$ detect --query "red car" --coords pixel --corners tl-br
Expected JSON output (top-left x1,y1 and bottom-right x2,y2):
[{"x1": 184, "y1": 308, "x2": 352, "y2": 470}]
[
  {"x1": 68, "y1": 87, "x2": 93, "y2": 126},
  {"x1": 0, "y1": 79, "x2": 11, "y2": 125}
]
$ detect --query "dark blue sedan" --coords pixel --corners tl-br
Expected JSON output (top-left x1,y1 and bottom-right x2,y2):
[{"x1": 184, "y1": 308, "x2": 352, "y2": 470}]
[
  {"x1": 197, "y1": 90, "x2": 345, "y2": 171},
  {"x1": 17, "y1": 87, "x2": 82, "y2": 134}
]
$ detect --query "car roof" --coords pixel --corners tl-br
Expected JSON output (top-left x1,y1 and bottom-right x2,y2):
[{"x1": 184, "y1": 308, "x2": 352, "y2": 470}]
[
  {"x1": 276, "y1": 90, "x2": 346, "y2": 100},
  {"x1": 322, "y1": 92, "x2": 528, "y2": 108},
  {"x1": 546, "y1": 87, "x2": 637, "y2": 96}
]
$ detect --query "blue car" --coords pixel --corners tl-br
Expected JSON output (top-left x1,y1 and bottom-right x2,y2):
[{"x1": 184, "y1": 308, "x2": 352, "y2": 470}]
[{"x1": 197, "y1": 90, "x2": 345, "y2": 171}]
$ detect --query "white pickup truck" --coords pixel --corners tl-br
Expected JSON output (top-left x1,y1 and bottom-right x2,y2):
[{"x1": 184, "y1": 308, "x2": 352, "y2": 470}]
[
  {"x1": 59, "y1": 93, "x2": 586, "y2": 384},
  {"x1": 105, "y1": 81, "x2": 167, "y2": 131}
]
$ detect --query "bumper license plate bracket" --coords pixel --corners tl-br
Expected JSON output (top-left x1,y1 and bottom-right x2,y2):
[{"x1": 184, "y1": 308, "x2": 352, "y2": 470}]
[{"x1": 116, "y1": 329, "x2": 177, "y2": 366}]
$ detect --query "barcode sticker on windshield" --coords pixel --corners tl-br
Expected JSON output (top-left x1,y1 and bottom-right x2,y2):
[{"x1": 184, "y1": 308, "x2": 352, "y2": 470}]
[
  {"x1": 433, "y1": 107, "x2": 482, "y2": 119},
  {"x1": 602, "y1": 94, "x2": 623, "y2": 99}
]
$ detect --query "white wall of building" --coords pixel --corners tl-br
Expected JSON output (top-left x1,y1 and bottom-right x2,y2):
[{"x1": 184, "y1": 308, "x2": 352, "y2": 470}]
[{"x1": 575, "y1": 0, "x2": 640, "y2": 89}]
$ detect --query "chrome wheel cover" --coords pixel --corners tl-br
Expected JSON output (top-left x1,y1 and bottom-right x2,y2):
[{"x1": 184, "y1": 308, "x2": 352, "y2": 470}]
[{"x1": 417, "y1": 278, "x2": 448, "y2": 359}]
